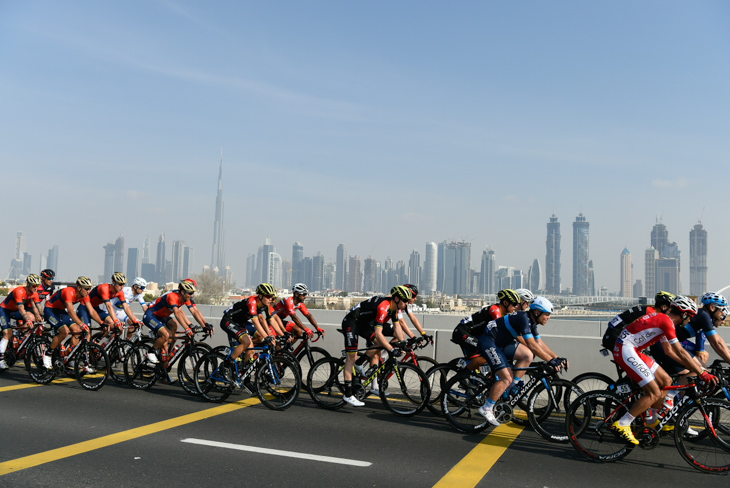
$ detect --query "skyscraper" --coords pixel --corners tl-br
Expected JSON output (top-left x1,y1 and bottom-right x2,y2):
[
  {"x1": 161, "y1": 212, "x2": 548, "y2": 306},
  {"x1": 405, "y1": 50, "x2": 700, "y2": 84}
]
[
  {"x1": 408, "y1": 250, "x2": 421, "y2": 287},
  {"x1": 648, "y1": 220, "x2": 681, "y2": 295},
  {"x1": 348, "y1": 256, "x2": 361, "y2": 293},
  {"x1": 620, "y1": 248, "x2": 632, "y2": 298},
  {"x1": 645, "y1": 247, "x2": 658, "y2": 297},
  {"x1": 335, "y1": 244, "x2": 347, "y2": 291},
  {"x1": 155, "y1": 233, "x2": 166, "y2": 284},
  {"x1": 424, "y1": 242, "x2": 437, "y2": 295},
  {"x1": 142, "y1": 237, "x2": 150, "y2": 265},
  {"x1": 312, "y1": 252, "x2": 325, "y2": 292},
  {"x1": 363, "y1": 257, "x2": 377, "y2": 293},
  {"x1": 479, "y1": 247, "x2": 496, "y2": 294},
  {"x1": 572, "y1": 213, "x2": 590, "y2": 296},
  {"x1": 127, "y1": 248, "x2": 139, "y2": 280},
  {"x1": 103, "y1": 243, "x2": 116, "y2": 280},
  {"x1": 528, "y1": 258, "x2": 541, "y2": 293},
  {"x1": 114, "y1": 236, "x2": 125, "y2": 274},
  {"x1": 545, "y1": 215, "x2": 561, "y2": 295},
  {"x1": 46, "y1": 245, "x2": 59, "y2": 275},
  {"x1": 183, "y1": 246, "x2": 193, "y2": 279},
  {"x1": 260, "y1": 238, "x2": 275, "y2": 284},
  {"x1": 438, "y1": 241, "x2": 471, "y2": 295},
  {"x1": 171, "y1": 240, "x2": 185, "y2": 282},
  {"x1": 689, "y1": 222, "x2": 708, "y2": 296},
  {"x1": 210, "y1": 156, "x2": 226, "y2": 277},
  {"x1": 292, "y1": 242, "x2": 304, "y2": 284}
]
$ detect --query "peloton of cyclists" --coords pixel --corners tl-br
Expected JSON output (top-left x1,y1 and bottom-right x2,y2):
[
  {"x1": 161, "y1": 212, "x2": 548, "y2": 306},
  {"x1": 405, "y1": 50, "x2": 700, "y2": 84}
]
[
  {"x1": 111, "y1": 277, "x2": 149, "y2": 337},
  {"x1": 34, "y1": 269, "x2": 57, "y2": 314},
  {"x1": 0, "y1": 274, "x2": 43, "y2": 370},
  {"x1": 273, "y1": 283, "x2": 325, "y2": 341},
  {"x1": 84, "y1": 272, "x2": 142, "y2": 335}
]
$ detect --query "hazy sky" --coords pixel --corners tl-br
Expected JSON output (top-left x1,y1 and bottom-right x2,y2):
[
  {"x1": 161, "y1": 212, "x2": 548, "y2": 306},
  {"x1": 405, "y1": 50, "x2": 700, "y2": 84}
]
[{"x1": 2, "y1": 1, "x2": 730, "y2": 292}]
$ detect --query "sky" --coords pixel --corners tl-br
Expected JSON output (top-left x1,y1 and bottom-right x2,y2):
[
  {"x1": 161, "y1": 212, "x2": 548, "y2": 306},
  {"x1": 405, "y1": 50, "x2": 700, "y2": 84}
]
[{"x1": 2, "y1": 1, "x2": 730, "y2": 292}]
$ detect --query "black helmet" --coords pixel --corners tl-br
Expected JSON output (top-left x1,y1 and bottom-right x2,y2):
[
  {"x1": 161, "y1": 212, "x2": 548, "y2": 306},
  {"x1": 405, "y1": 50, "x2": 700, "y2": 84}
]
[{"x1": 41, "y1": 269, "x2": 55, "y2": 279}]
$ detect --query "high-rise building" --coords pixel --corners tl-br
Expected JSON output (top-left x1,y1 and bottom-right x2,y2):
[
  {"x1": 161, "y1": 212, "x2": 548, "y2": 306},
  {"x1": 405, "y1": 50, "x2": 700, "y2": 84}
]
[
  {"x1": 438, "y1": 241, "x2": 471, "y2": 295},
  {"x1": 335, "y1": 244, "x2": 347, "y2": 291},
  {"x1": 648, "y1": 220, "x2": 681, "y2": 295},
  {"x1": 324, "y1": 261, "x2": 336, "y2": 290},
  {"x1": 292, "y1": 242, "x2": 304, "y2": 284},
  {"x1": 267, "y1": 251, "x2": 283, "y2": 288},
  {"x1": 408, "y1": 250, "x2": 420, "y2": 287},
  {"x1": 689, "y1": 222, "x2": 708, "y2": 296},
  {"x1": 479, "y1": 247, "x2": 496, "y2": 294},
  {"x1": 141, "y1": 262, "x2": 156, "y2": 283},
  {"x1": 142, "y1": 237, "x2": 150, "y2": 265},
  {"x1": 103, "y1": 243, "x2": 116, "y2": 280},
  {"x1": 183, "y1": 247, "x2": 193, "y2": 279},
  {"x1": 651, "y1": 220, "x2": 669, "y2": 258},
  {"x1": 210, "y1": 156, "x2": 226, "y2": 277},
  {"x1": 528, "y1": 258, "x2": 541, "y2": 293},
  {"x1": 312, "y1": 252, "x2": 325, "y2": 292},
  {"x1": 633, "y1": 279, "x2": 643, "y2": 298},
  {"x1": 155, "y1": 233, "x2": 166, "y2": 284},
  {"x1": 363, "y1": 257, "x2": 377, "y2": 293},
  {"x1": 545, "y1": 215, "x2": 561, "y2": 294},
  {"x1": 127, "y1": 248, "x2": 139, "y2": 280},
  {"x1": 171, "y1": 240, "x2": 185, "y2": 282},
  {"x1": 424, "y1": 242, "x2": 437, "y2": 295},
  {"x1": 302, "y1": 256, "x2": 313, "y2": 289},
  {"x1": 114, "y1": 236, "x2": 125, "y2": 274},
  {"x1": 620, "y1": 248, "x2": 633, "y2": 298},
  {"x1": 245, "y1": 253, "x2": 256, "y2": 287},
  {"x1": 572, "y1": 213, "x2": 590, "y2": 296},
  {"x1": 47, "y1": 245, "x2": 59, "y2": 275},
  {"x1": 260, "y1": 238, "x2": 275, "y2": 284},
  {"x1": 645, "y1": 247, "x2": 658, "y2": 297},
  {"x1": 656, "y1": 257, "x2": 680, "y2": 295},
  {"x1": 348, "y1": 256, "x2": 361, "y2": 293}
]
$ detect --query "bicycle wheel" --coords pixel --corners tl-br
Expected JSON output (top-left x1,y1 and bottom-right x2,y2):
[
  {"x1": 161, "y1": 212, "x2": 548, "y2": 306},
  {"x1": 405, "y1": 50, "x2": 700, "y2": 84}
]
[
  {"x1": 25, "y1": 337, "x2": 55, "y2": 384},
  {"x1": 124, "y1": 343, "x2": 159, "y2": 390},
  {"x1": 675, "y1": 398, "x2": 730, "y2": 473},
  {"x1": 74, "y1": 342, "x2": 109, "y2": 391},
  {"x1": 296, "y1": 346, "x2": 330, "y2": 389},
  {"x1": 1, "y1": 346, "x2": 17, "y2": 372},
  {"x1": 108, "y1": 339, "x2": 133, "y2": 384},
  {"x1": 307, "y1": 357, "x2": 347, "y2": 410},
  {"x1": 194, "y1": 350, "x2": 233, "y2": 402},
  {"x1": 571, "y1": 372, "x2": 613, "y2": 394},
  {"x1": 424, "y1": 363, "x2": 459, "y2": 416},
  {"x1": 379, "y1": 362, "x2": 429, "y2": 417},
  {"x1": 178, "y1": 345, "x2": 210, "y2": 396},
  {"x1": 442, "y1": 372, "x2": 491, "y2": 433},
  {"x1": 566, "y1": 391, "x2": 634, "y2": 462},
  {"x1": 255, "y1": 355, "x2": 301, "y2": 410},
  {"x1": 414, "y1": 355, "x2": 438, "y2": 373},
  {"x1": 528, "y1": 378, "x2": 584, "y2": 443}
]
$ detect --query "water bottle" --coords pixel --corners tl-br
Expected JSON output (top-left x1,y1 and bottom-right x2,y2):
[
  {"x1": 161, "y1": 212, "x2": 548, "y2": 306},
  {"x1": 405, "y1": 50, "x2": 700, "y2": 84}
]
[{"x1": 364, "y1": 365, "x2": 377, "y2": 377}]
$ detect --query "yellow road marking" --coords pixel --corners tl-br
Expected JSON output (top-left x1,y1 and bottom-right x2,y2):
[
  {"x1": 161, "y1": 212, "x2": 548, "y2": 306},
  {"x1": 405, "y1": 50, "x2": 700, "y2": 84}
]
[
  {"x1": 432, "y1": 423, "x2": 525, "y2": 488},
  {"x1": 0, "y1": 397, "x2": 262, "y2": 476},
  {"x1": 0, "y1": 378, "x2": 77, "y2": 392}
]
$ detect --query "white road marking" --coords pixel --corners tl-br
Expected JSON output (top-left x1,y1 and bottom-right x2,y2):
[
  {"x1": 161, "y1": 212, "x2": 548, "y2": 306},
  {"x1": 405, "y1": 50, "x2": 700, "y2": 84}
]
[{"x1": 180, "y1": 438, "x2": 372, "y2": 467}]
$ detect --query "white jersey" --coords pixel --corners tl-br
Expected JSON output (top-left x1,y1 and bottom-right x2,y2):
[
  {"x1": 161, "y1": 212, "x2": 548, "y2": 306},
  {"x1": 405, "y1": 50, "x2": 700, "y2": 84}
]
[{"x1": 112, "y1": 286, "x2": 146, "y2": 309}]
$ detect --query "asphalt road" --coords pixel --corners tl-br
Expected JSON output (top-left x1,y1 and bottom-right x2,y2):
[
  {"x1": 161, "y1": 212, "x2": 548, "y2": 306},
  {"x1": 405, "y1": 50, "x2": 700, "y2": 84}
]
[{"x1": 1, "y1": 366, "x2": 728, "y2": 488}]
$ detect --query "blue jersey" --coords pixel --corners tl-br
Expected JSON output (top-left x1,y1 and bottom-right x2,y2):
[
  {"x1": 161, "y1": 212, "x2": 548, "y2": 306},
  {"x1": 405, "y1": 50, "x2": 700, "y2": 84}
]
[
  {"x1": 482, "y1": 311, "x2": 540, "y2": 348},
  {"x1": 677, "y1": 308, "x2": 716, "y2": 345}
]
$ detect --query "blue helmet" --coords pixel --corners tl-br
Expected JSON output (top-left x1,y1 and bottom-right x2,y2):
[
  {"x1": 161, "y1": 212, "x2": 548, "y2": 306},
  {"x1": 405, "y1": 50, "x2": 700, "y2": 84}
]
[
  {"x1": 530, "y1": 297, "x2": 554, "y2": 314},
  {"x1": 701, "y1": 292, "x2": 727, "y2": 307}
]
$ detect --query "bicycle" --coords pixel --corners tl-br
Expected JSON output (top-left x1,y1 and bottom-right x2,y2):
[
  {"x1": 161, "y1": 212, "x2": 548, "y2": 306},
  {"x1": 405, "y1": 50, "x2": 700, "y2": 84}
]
[
  {"x1": 91, "y1": 322, "x2": 146, "y2": 384},
  {"x1": 123, "y1": 325, "x2": 212, "y2": 394},
  {"x1": 0, "y1": 320, "x2": 47, "y2": 374},
  {"x1": 25, "y1": 326, "x2": 110, "y2": 391},
  {"x1": 442, "y1": 361, "x2": 582, "y2": 442},
  {"x1": 306, "y1": 342, "x2": 430, "y2": 417},
  {"x1": 193, "y1": 341, "x2": 301, "y2": 410},
  {"x1": 566, "y1": 374, "x2": 730, "y2": 473},
  {"x1": 274, "y1": 331, "x2": 330, "y2": 390}
]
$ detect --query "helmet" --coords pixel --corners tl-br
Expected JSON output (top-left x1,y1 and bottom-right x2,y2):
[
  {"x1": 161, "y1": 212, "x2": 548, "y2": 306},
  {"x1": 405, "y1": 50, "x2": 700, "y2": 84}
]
[
  {"x1": 497, "y1": 289, "x2": 521, "y2": 306},
  {"x1": 40, "y1": 269, "x2": 55, "y2": 279},
  {"x1": 111, "y1": 272, "x2": 127, "y2": 285},
  {"x1": 292, "y1": 283, "x2": 309, "y2": 295},
  {"x1": 390, "y1": 285, "x2": 413, "y2": 301},
  {"x1": 26, "y1": 274, "x2": 41, "y2": 286},
  {"x1": 671, "y1": 295, "x2": 698, "y2": 317},
  {"x1": 133, "y1": 277, "x2": 147, "y2": 289},
  {"x1": 179, "y1": 280, "x2": 196, "y2": 294},
  {"x1": 184, "y1": 278, "x2": 198, "y2": 287},
  {"x1": 530, "y1": 297, "x2": 554, "y2": 314},
  {"x1": 515, "y1": 288, "x2": 536, "y2": 303},
  {"x1": 655, "y1": 291, "x2": 676, "y2": 307},
  {"x1": 256, "y1": 283, "x2": 277, "y2": 297},
  {"x1": 701, "y1": 292, "x2": 728, "y2": 308},
  {"x1": 76, "y1": 276, "x2": 93, "y2": 289},
  {"x1": 404, "y1": 284, "x2": 419, "y2": 296}
]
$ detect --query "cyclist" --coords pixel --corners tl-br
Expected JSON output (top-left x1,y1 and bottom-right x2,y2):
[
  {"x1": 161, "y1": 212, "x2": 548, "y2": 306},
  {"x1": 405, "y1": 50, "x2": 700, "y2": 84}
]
[
  {"x1": 0, "y1": 274, "x2": 43, "y2": 370},
  {"x1": 476, "y1": 296, "x2": 567, "y2": 426},
  {"x1": 452, "y1": 289, "x2": 521, "y2": 372},
  {"x1": 611, "y1": 296, "x2": 716, "y2": 445},
  {"x1": 273, "y1": 283, "x2": 324, "y2": 341},
  {"x1": 398, "y1": 284, "x2": 433, "y2": 344},
  {"x1": 340, "y1": 285, "x2": 412, "y2": 406},
  {"x1": 143, "y1": 280, "x2": 210, "y2": 365},
  {"x1": 34, "y1": 269, "x2": 56, "y2": 313},
  {"x1": 515, "y1": 288, "x2": 536, "y2": 311},
  {"x1": 602, "y1": 291, "x2": 675, "y2": 349},
  {"x1": 676, "y1": 292, "x2": 730, "y2": 365},
  {"x1": 84, "y1": 272, "x2": 141, "y2": 335},
  {"x1": 111, "y1": 277, "x2": 149, "y2": 337},
  {"x1": 180, "y1": 278, "x2": 213, "y2": 335},
  {"x1": 42, "y1": 276, "x2": 103, "y2": 369}
]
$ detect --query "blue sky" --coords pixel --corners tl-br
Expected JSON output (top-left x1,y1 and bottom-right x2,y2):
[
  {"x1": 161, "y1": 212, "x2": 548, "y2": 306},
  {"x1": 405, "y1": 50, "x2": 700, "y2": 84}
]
[{"x1": 2, "y1": 1, "x2": 729, "y2": 292}]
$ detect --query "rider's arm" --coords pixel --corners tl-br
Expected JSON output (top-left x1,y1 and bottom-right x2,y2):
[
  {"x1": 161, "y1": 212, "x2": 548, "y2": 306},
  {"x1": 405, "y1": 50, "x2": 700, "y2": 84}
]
[
  {"x1": 251, "y1": 314, "x2": 270, "y2": 339},
  {"x1": 188, "y1": 305, "x2": 207, "y2": 328},
  {"x1": 173, "y1": 305, "x2": 193, "y2": 329},
  {"x1": 373, "y1": 325, "x2": 395, "y2": 352},
  {"x1": 269, "y1": 314, "x2": 286, "y2": 336},
  {"x1": 288, "y1": 313, "x2": 309, "y2": 334},
  {"x1": 523, "y1": 336, "x2": 556, "y2": 362},
  {"x1": 407, "y1": 310, "x2": 426, "y2": 335},
  {"x1": 85, "y1": 302, "x2": 105, "y2": 326},
  {"x1": 706, "y1": 333, "x2": 730, "y2": 364},
  {"x1": 669, "y1": 340, "x2": 706, "y2": 376},
  {"x1": 396, "y1": 318, "x2": 417, "y2": 339}
]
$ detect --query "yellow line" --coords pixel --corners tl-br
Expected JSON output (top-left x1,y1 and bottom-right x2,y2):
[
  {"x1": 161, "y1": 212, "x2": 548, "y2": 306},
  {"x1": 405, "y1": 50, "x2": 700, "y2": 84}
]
[
  {"x1": 0, "y1": 397, "x2": 262, "y2": 476},
  {"x1": 432, "y1": 423, "x2": 525, "y2": 488},
  {"x1": 0, "y1": 378, "x2": 77, "y2": 392}
]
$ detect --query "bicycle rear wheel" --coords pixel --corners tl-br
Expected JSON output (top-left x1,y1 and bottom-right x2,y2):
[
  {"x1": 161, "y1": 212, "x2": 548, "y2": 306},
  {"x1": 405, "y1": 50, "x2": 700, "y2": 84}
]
[
  {"x1": 379, "y1": 362, "x2": 429, "y2": 417},
  {"x1": 74, "y1": 343, "x2": 109, "y2": 391},
  {"x1": 675, "y1": 398, "x2": 730, "y2": 473},
  {"x1": 194, "y1": 350, "x2": 233, "y2": 403},
  {"x1": 571, "y1": 372, "x2": 613, "y2": 394},
  {"x1": 442, "y1": 372, "x2": 490, "y2": 433},
  {"x1": 1, "y1": 346, "x2": 17, "y2": 372},
  {"x1": 178, "y1": 345, "x2": 210, "y2": 396},
  {"x1": 566, "y1": 391, "x2": 634, "y2": 462},
  {"x1": 25, "y1": 337, "x2": 54, "y2": 384},
  {"x1": 424, "y1": 363, "x2": 459, "y2": 416},
  {"x1": 256, "y1": 355, "x2": 301, "y2": 410},
  {"x1": 296, "y1": 346, "x2": 330, "y2": 390},
  {"x1": 528, "y1": 378, "x2": 583, "y2": 443},
  {"x1": 124, "y1": 343, "x2": 159, "y2": 390},
  {"x1": 307, "y1": 357, "x2": 346, "y2": 410},
  {"x1": 108, "y1": 339, "x2": 133, "y2": 384}
]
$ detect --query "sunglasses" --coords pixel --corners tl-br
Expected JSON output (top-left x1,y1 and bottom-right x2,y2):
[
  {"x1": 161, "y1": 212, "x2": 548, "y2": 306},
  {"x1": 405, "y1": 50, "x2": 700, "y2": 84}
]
[{"x1": 83, "y1": 287, "x2": 92, "y2": 291}]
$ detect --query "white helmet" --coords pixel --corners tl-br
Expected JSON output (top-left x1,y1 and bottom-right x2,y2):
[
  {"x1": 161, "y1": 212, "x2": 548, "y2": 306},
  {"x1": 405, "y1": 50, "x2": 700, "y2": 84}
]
[
  {"x1": 515, "y1": 288, "x2": 536, "y2": 303},
  {"x1": 292, "y1": 283, "x2": 309, "y2": 295},
  {"x1": 133, "y1": 277, "x2": 148, "y2": 289},
  {"x1": 671, "y1": 295, "x2": 698, "y2": 317}
]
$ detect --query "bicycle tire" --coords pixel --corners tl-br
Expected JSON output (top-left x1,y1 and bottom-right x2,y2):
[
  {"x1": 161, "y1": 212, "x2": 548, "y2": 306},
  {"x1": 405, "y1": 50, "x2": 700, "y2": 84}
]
[
  {"x1": 124, "y1": 343, "x2": 159, "y2": 390},
  {"x1": 256, "y1": 355, "x2": 301, "y2": 410},
  {"x1": 1, "y1": 346, "x2": 17, "y2": 372},
  {"x1": 442, "y1": 372, "x2": 491, "y2": 433},
  {"x1": 414, "y1": 355, "x2": 438, "y2": 373},
  {"x1": 25, "y1": 337, "x2": 54, "y2": 384},
  {"x1": 424, "y1": 363, "x2": 459, "y2": 416},
  {"x1": 307, "y1": 357, "x2": 347, "y2": 410},
  {"x1": 296, "y1": 346, "x2": 330, "y2": 390},
  {"x1": 74, "y1": 342, "x2": 109, "y2": 391},
  {"x1": 194, "y1": 350, "x2": 233, "y2": 402},
  {"x1": 674, "y1": 398, "x2": 730, "y2": 473},
  {"x1": 379, "y1": 362, "x2": 429, "y2": 417},
  {"x1": 566, "y1": 390, "x2": 634, "y2": 462},
  {"x1": 178, "y1": 345, "x2": 212, "y2": 396},
  {"x1": 571, "y1": 372, "x2": 614, "y2": 394},
  {"x1": 528, "y1": 378, "x2": 583, "y2": 443},
  {"x1": 108, "y1": 339, "x2": 134, "y2": 384}
]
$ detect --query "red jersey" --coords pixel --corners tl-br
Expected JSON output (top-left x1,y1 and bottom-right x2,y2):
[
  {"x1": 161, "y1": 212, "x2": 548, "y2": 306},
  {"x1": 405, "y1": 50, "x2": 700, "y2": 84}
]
[
  {"x1": 46, "y1": 287, "x2": 91, "y2": 310},
  {"x1": 34, "y1": 283, "x2": 55, "y2": 303},
  {"x1": 273, "y1": 296, "x2": 310, "y2": 319},
  {"x1": 147, "y1": 290, "x2": 195, "y2": 319},
  {"x1": 617, "y1": 313, "x2": 678, "y2": 350},
  {"x1": 223, "y1": 296, "x2": 274, "y2": 323},
  {"x1": 0, "y1": 286, "x2": 39, "y2": 312},
  {"x1": 88, "y1": 283, "x2": 127, "y2": 309}
]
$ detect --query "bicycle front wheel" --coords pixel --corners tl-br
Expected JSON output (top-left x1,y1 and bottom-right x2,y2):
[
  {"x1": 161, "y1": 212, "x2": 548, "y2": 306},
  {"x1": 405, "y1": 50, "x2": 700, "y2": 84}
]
[
  {"x1": 571, "y1": 372, "x2": 613, "y2": 394},
  {"x1": 307, "y1": 357, "x2": 346, "y2": 410},
  {"x1": 424, "y1": 363, "x2": 459, "y2": 416},
  {"x1": 194, "y1": 350, "x2": 233, "y2": 403},
  {"x1": 178, "y1": 345, "x2": 210, "y2": 396},
  {"x1": 256, "y1": 355, "x2": 301, "y2": 410},
  {"x1": 379, "y1": 362, "x2": 429, "y2": 417},
  {"x1": 528, "y1": 378, "x2": 583, "y2": 443},
  {"x1": 25, "y1": 337, "x2": 54, "y2": 384},
  {"x1": 74, "y1": 343, "x2": 109, "y2": 391},
  {"x1": 108, "y1": 340, "x2": 133, "y2": 384},
  {"x1": 296, "y1": 346, "x2": 330, "y2": 390},
  {"x1": 442, "y1": 372, "x2": 491, "y2": 433},
  {"x1": 566, "y1": 391, "x2": 634, "y2": 462},
  {"x1": 675, "y1": 398, "x2": 730, "y2": 473},
  {"x1": 124, "y1": 343, "x2": 159, "y2": 390}
]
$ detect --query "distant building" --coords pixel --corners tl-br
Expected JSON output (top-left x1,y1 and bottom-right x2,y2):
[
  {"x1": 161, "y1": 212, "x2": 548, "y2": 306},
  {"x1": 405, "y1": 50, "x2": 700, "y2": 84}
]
[
  {"x1": 155, "y1": 233, "x2": 166, "y2": 285},
  {"x1": 645, "y1": 247, "x2": 658, "y2": 297},
  {"x1": 423, "y1": 242, "x2": 437, "y2": 295},
  {"x1": 312, "y1": 252, "x2": 325, "y2": 292},
  {"x1": 335, "y1": 244, "x2": 347, "y2": 291},
  {"x1": 210, "y1": 157, "x2": 226, "y2": 278},
  {"x1": 528, "y1": 258, "x2": 541, "y2": 293},
  {"x1": 545, "y1": 215, "x2": 561, "y2": 294},
  {"x1": 572, "y1": 213, "x2": 590, "y2": 296},
  {"x1": 647, "y1": 220, "x2": 681, "y2": 295},
  {"x1": 171, "y1": 240, "x2": 184, "y2": 282},
  {"x1": 479, "y1": 247, "x2": 496, "y2": 294},
  {"x1": 438, "y1": 241, "x2": 471, "y2": 295},
  {"x1": 292, "y1": 242, "x2": 304, "y2": 285},
  {"x1": 127, "y1": 248, "x2": 139, "y2": 280},
  {"x1": 348, "y1": 256, "x2": 361, "y2": 293},
  {"x1": 689, "y1": 222, "x2": 708, "y2": 296},
  {"x1": 620, "y1": 248, "x2": 633, "y2": 297},
  {"x1": 633, "y1": 279, "x2": 643, "y2": 298},
  {"x1": 408, "y1": 250, "x2": 421, "y2": 288}
]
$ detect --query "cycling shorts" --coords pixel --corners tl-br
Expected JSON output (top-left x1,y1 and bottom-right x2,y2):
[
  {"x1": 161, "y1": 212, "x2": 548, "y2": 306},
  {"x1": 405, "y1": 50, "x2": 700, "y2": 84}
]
[
  {"x1": 477, "y1": 334, "x2": 510, "y2": 373},
  {"x1": 76, "y1": 305, "x2": 106, "y2": 326},
  {"x1": 0, "y1": 308, "x2": 22, "y2": 331},
  {"x1": 143, "y1": 309, "x2": 172, "y2": 333},
  {"x1": 613, "y1": 343, "x2": 659, "y2": 387},
  {"x1": 341, "y1": 313, "x2": 375, "y2": 352},
  {"x1": 221, "y1": 317, "x2": 255, "y2": 343},
  {"x1": 451, "y1": 324, "x2": 480, "y2": 359},
  {"x1": 44, "y1": 308, "x2": 75, "y2": 331}
]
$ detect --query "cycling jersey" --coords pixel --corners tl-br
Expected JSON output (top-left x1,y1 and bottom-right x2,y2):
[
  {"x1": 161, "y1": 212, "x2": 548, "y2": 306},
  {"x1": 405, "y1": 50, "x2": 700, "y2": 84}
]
[
  {"x1": 341, "y1": 296, "x2": 398, "y2": 351},
  {"x1": 112, "y1": 286, "x2": 147, "y2": 309},
  {"x1": 0, "y1": 286, "x2": 39, "y2": 312},
  {"x1": 460, "y1": 304, "x2": 503, "y2": 336},
  {"x1": 613, "y1": 313, "x2": 679, "y2": 387},
  {"x1": 35, "y1": 282, "x2": 56, "y2": 303},
  {"x1": 223, "y1": 296, "x2": 273, "y2": 324},
  {"x1": 45, "y1": 287, "x2": 91, "y2": 310},
  {"x1": 602, "y1": 305, "x2": 655, "y2": 349},
  {"x1": 273, "y1": 296, "x2": 310, "y2": 319},
  {"x1": 88, "y1": 283, "x2": 127, "y2": 310},
  {"x1": 477, "y1": 311, "x2": 538, "y2": 373},
  {"x1": 677, "y1": 308, "x2": 717, "y2": 341}
]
